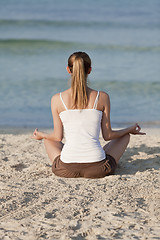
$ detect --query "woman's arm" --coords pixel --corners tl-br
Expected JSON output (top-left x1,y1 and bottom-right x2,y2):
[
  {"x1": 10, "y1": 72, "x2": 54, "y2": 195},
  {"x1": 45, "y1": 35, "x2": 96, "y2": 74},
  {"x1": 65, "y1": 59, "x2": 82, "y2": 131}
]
[
  {"x1": 31, "y1": 94, "x2": 63, "y2": 141},
  {"x1": 101, "y1": 92, "x2": 145, "y2": 141}
]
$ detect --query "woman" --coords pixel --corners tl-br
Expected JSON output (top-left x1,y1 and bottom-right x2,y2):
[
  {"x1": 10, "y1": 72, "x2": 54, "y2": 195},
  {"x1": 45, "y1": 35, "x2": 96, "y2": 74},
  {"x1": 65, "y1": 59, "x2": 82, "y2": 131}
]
[{"x1": 32, "y1": 51, "x2": 145, "y2": 178}]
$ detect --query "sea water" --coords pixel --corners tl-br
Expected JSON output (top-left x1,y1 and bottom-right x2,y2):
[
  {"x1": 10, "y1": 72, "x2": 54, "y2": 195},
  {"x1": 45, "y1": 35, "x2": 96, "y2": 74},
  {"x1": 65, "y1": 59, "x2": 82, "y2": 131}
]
[{"x1": 0, "y1": 0, "x2": 160, "y2": 129}]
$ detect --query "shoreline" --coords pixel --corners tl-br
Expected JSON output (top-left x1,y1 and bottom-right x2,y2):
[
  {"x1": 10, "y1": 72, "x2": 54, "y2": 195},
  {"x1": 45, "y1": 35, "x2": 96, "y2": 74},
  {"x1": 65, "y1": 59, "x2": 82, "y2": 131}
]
[{"x1": 0, "y1": 126, "x2": 159, "y2": 136}]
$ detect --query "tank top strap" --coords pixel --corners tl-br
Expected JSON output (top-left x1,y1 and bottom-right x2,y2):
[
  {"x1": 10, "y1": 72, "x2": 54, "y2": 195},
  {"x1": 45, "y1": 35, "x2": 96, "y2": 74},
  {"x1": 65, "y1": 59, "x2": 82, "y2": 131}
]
[
  {"x1": 60, "y1": 92, "x2": 68, "y2": 110},
  {"x1": 93, "y1": 91, "x2": 100, "y2": 110}
]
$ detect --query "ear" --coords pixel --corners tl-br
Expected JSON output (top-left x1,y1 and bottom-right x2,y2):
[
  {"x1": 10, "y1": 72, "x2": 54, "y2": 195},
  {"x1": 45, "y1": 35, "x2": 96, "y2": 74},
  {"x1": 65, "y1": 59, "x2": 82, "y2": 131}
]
[
  {"x1": 88, "y1": 67, "x2": 92, "y2": 74},
  {"x1": 66, "y1": 66, "x2": 71, "y2": 74}
]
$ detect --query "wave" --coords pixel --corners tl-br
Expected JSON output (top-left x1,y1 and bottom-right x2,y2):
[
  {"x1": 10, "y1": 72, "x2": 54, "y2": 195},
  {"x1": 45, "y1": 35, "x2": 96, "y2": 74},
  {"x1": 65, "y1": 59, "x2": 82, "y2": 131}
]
[
  {"x1": 0, "y1": 19, "x2": 159, "y2": 29},
  {"x1": 0, "y1": 39, "x2": 159, "y2": 52},
  {"x1": 0, "y1": 39, "x2": 76, "y2": 49}
]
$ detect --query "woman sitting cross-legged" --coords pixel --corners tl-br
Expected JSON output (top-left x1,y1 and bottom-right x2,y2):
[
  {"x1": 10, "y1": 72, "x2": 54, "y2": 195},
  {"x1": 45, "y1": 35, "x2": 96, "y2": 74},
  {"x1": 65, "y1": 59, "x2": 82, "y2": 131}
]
[{"x1": 32, "y1": 51, "x2": 145, "y2": 178}]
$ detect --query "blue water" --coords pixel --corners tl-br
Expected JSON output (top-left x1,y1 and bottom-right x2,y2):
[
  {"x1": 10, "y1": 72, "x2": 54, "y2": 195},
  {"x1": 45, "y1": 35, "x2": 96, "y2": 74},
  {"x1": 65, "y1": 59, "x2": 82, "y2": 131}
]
[{"x1": 0, "y1": 0, "x2": 160, "y2": 128}]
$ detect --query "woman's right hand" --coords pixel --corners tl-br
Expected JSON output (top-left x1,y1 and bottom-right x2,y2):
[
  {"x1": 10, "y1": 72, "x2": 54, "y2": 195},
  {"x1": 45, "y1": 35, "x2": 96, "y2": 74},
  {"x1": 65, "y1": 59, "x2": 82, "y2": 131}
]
[
  {"x1": 129, "y1": 123, "x2": 146, "y2": 135},
  {"x1": 31, "y1": 128, "x2": 44, "y2": 140}
]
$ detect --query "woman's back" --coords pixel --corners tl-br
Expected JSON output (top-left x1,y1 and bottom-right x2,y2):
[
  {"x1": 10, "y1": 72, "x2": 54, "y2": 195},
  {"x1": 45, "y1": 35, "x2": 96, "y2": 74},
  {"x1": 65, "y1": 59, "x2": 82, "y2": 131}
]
[{"x1": 59, "y1": 89, "x2": 106, "y2": 163}]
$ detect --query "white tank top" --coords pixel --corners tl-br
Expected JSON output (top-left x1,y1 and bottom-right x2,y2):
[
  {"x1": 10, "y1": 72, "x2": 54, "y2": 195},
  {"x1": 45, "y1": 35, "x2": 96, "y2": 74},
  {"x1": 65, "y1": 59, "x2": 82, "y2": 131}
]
[{"x1": 59, "y1": 91, "x2": 106, "y2": 163}]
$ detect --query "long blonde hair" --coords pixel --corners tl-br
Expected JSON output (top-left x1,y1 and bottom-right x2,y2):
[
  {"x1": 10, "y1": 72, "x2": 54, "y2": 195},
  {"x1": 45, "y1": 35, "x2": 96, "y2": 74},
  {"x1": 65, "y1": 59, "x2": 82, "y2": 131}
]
[{"x1": 68, "y1": 52, "x2": 91, "y2": 109}]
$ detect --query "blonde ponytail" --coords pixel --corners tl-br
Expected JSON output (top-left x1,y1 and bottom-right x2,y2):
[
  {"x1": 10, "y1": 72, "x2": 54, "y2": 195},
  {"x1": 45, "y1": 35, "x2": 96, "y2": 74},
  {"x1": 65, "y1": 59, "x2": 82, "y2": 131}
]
[
  {"x1": 71, "y1": 57, "x2": 87, "y2": 109},
  {"x1": 68, "y1": 52, "x2": 91, "y2": 109}
]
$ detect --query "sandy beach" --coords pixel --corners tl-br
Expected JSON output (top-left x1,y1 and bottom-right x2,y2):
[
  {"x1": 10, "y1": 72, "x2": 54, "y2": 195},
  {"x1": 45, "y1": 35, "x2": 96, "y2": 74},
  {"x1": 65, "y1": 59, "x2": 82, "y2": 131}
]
[{"x1": 0, "y1": 128, "x2": 160, "y2": 240}]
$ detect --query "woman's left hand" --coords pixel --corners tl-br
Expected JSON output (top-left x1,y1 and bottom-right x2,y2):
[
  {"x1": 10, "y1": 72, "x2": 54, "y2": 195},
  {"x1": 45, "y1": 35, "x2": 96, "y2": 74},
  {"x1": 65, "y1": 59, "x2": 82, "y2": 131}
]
[{"x1": 31, "y1": 128, "x2": 44, "y2": 140}]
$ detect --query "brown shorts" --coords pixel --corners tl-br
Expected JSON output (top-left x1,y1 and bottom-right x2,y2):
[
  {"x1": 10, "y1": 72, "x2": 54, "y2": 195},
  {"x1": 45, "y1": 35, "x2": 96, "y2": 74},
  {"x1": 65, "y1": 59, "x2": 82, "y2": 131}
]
[{"x1": 52, "y1": 154, "x2": 117, "y2": 179}]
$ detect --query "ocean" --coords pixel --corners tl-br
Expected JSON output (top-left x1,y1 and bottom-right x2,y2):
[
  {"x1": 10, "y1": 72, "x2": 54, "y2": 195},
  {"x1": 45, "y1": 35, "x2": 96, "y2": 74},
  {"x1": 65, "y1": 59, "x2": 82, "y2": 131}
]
[{"x1": 0, "y1": 0, "x2": 160, "y2": 129}]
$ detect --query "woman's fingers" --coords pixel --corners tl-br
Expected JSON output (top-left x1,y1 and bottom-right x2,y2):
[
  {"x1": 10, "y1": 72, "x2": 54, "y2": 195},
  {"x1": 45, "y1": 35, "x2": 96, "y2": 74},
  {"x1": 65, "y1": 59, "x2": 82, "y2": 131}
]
[
  {"x1": 30, "y1": 128, "x2": 39, "y2": 139},
  {"x1": 138, "y1": 131, "x2": 146, "y2": 135},
  {"x1": 131, "y1": 123, "x2": 146, "y2": 135},
  {"x1": 33, "y1": 128, "x2": 38, "y2": 135},
  {"x1": 135, "y1": 124, "x2": 146, "y2": 135},
  {"x1": 136, "y1": 124, "x2": 146, "y2": 135},
  {"x1": 31, "y1": 129, "x2": 43, "y2": 140},
  {"x1": 135, "y1": 123, "x2": 141, "y2": 131}
]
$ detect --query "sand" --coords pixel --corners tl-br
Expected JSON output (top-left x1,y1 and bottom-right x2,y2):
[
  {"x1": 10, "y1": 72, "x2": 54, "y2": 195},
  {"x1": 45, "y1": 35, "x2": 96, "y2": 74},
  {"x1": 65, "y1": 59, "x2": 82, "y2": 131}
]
[{"x1": 0, "y1": 128, "x2": 160, "y2": 240}]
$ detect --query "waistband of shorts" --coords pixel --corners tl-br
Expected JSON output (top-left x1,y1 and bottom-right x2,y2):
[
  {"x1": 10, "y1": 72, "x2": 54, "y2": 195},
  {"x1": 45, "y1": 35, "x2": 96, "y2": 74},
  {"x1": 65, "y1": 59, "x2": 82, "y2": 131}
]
[{"x1": 54, "y1": 154, "x2": 117, "y2": 167}]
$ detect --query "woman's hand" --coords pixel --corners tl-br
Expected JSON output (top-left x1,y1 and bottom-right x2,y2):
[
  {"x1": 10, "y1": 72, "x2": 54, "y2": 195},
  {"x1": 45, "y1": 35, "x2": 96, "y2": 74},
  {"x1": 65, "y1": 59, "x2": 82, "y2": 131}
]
[
  {"x1": 129, "y1": 123, "x2": 146, "y2": 135},
  {"x1": 31, "y1": 128, "x2": 44, "y2": 140}
]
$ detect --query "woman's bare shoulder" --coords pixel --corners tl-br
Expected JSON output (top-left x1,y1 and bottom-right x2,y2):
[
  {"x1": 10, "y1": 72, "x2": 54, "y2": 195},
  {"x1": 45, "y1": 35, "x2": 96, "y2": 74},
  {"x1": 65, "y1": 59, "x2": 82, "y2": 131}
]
[
  {"x1": 89, "y1": 88, "x2": 109, "y2": 98},
  {"x1": 51, "y1": 89, "x2": 70, "y2": 101},
  {"x1": 99, "y1": 91, "x2": 110, "y2": 101},
  {"x1": 51, "y1": 92, "x2": 60, "y2": 103},
  {"x1": 51, "y1": 89, "x2": 71, "y2": 112},
  {"x1": 88, "y1": 88, "x2": 101, "y2": 96}
]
